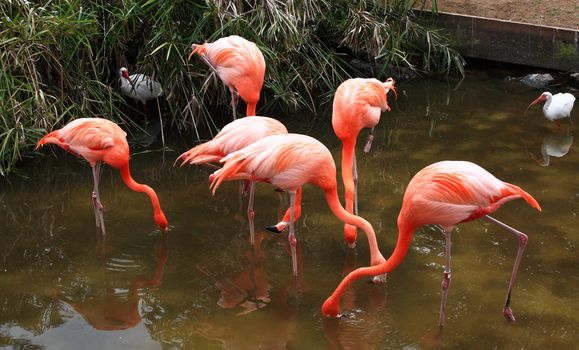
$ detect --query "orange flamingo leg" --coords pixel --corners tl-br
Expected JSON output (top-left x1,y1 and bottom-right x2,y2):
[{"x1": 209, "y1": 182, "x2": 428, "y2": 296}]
[
  {"x1": 484, "y1": 215, "x2": 528, "y2": 322},
  {"x1": 91, "y1": 161, "x2": 106, "y2": 234},
  {"x1": 363, "y1": 128, "x2": 375, "y2": 154},
  {"x1": 438, "y1": 227, "x2": 453, "y2": 327},
  {"x1": 288, "y1": 190, "x2": 298, "y2": 276},
  {"x1": 247, "y1": 181, "x2": 256, "y2": 245}
]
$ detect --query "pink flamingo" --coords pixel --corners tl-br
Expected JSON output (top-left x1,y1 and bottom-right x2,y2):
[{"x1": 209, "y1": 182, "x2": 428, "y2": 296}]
[
  {"x1": 175, "y1": 116, "x2": 297, "y2": 244},
  {"x1": 322, "y1": 161, "x2": 541, "y2": 327},
  {"x1": 36, "y1": 118, "x2": 168, "y2": 233},
  {"x1": 332, "y1": 78, "x2": 396, "y2": 247},
  {"x1": 189, "y1": 35, "x2": 266, "y2": 119},
  {"x1": 209, "y1": 133, "x2": 387, "y2": 278}
]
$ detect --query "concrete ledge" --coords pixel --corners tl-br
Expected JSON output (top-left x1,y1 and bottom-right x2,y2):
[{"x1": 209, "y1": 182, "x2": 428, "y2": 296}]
[{"x1": 419, "y1": 11, "x2": 579, "y2": 71}]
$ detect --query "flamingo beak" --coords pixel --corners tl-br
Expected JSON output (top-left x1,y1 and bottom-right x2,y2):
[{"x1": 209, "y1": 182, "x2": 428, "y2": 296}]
[
  {"x1": 527, "y1": 95, "x2": 545, "y2": 110},
  {"x1": 390, "y1": 85, "x2": 398, "y2": 100},
  {"x1": 188, "y1": 44, "x2": 198, "y2": 61}
]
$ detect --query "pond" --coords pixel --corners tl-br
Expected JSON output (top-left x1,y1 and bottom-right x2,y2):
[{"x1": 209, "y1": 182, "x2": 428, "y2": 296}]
[{"x1": 1, "y1": 64, "x2": 577, "y2": 349}]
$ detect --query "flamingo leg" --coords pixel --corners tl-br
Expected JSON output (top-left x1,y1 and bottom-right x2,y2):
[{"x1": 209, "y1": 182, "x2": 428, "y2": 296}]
[
  {"x1": 288, "y1": 190, "x2": 298, "y2": 276},
  {"x1": 91, "y1": 161, "x2": 106, "y2": 234},
  {"x1": 353, "y1": 152, "x2": 359, "y2": 216},
  {"x1": 247, "y1": 181, "x2": 256, "y2": 246},
  {"x1": 230, "y1": 88, "x2": 239, "y2": 120},
  {"x1": 438, "y1": 227, "x2": 453, "y2": 327},
  {"x1": 484, "y1": 215, "x2": 528, "y2": 322},
  {"x1": 363, "y1": 127, "x2": 375, "y2": 153}
]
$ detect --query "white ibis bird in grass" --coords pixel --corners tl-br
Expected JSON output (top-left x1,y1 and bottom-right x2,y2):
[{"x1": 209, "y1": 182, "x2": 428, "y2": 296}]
[
  {"x1": 527, "y1": 92, "x2": 575, "y2": 129},
  {"x1": 119, "y1": 67, "x2": 166, "y2": 146}
]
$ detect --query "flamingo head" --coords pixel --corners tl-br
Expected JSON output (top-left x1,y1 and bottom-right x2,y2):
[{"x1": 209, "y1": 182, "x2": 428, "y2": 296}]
[
  {"x1": 344, "y1": 224, "x2": 357, "y2": 248},
  {"x1": 188, "y1": 43, "x2": 207, "y2": 61},
  {"x1": 119, "y1": 67, "x2": 132, "y2": 81},
  {"x1": 321, "y1": 297, "x2": 340, "y2": 317},
  {"x1": 527, "y1": 92, "x2": 552, "y2": 110},
  {"x1": 155, "y1": 211, "x2": 169, "y2": 232}
]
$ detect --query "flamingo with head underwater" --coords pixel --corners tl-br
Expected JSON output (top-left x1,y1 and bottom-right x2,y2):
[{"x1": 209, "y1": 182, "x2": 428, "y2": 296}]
[
  {"x1": 188, "y1": 35, "x2": 265, "y2": 119},
  {"x1": 332, "y1": 78, "x2": 396, "y2": 248},
  {"x1": 175, "y1": 116, "x2": 300, "y2": 245},
  {"x1": 527, "y1": 91, "x2": 575, "y2": 129},
  {"x1": 36, "y1": 118, "x2": 169, "y2": 234},
  {"x1": 209, "y1": 133, "x2": 387, "y2": 278},
  {"x1": 322, "y1": 160, "x2": 541, "y2": 327}
]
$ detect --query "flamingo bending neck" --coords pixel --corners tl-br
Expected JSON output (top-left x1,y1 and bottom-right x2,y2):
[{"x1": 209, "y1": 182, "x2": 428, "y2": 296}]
[
  {"x1": 120, "y1": 165, "x2": 168, "y2": 231},
  {"x1": 323, "y1": 186, "x2": 385, "y2": 266},
  {"x1": 321, "y1": 217, "x2": 415, "y2": 317}
]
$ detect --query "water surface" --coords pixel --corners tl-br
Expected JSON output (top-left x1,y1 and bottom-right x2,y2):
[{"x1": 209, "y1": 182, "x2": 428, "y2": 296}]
[{"x1": 1, "y1": 66, "x2": 577, "y2": 349}]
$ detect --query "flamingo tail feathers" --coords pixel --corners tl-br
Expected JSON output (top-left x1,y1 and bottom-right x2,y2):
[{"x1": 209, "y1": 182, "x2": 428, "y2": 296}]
[
  {"x1": 175, "y1": 143, "x2": 223, "y2": 167},
  {"x1": 209, "y1": 155, "x2": 249, "y2": 194},
  {"x1": 502, "y1": 183, "x2": 542, "y2": 212}
]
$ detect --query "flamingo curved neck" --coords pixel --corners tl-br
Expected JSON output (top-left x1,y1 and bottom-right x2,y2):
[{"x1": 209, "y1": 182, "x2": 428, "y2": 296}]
[
  {"x1": 340, "y1": 139, "x2": 357, "y2": 207},
  {"x1": 324, "y1": 187, "x2": 384, "y2": 265},
  {"x1": 119, "y1": 165, "x2": 167, "y2": 229},
  {"x1": 246, "y1": 102, "x2": 257, "y2": 116},
  {"x1": 322, "y1": 220, "x2": 415, "y2": 316}
]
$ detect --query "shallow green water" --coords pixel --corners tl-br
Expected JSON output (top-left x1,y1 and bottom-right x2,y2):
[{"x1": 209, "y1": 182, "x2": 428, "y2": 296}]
[{"x1": 1, "y1": 66, "x2": 577, "y2": 349}]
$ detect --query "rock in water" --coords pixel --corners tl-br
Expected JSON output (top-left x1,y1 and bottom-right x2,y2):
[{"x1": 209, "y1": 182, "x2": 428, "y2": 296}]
[{"x1": 519, "y1": 73, "x2": 554, "y2": 88}]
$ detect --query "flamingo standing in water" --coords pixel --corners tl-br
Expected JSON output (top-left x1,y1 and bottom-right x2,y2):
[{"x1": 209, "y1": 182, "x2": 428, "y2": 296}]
[
  {"x1": 188, "y1": 35, "x2": 265, "y2": 119},
  {"x1": 527, "y1": 92, "x2": 575, "y2": 129},
  {"x1": 36, "y1": 118, "x2": 168, "y2": 233},
  {"x1": 332, "y1": 78, "x2": 396, "y2": 247},
  {"x1": 119, "y1": 67, "x2": 166, "y2": 146},
  {"x1": 322, "y1": 161, "x2": 541, "y2": 327},
  {"x1": 175, "y1": 116, "x2": 299, "y2": 244},
  {"x1": 209, "y1": 133, "x2": 387, "y2": 278}
]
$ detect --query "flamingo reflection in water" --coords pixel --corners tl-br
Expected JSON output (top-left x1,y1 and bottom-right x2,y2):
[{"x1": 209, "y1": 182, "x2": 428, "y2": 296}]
[
  {"x1": 197, "y1": 230, "x2": 273, "y2": 316},
  {"x1": 194, "y1": 233, "x2": 303, "y2": 349},
  {"x1": 52, "y1": 234, "x2": 168, "y2": 331}
]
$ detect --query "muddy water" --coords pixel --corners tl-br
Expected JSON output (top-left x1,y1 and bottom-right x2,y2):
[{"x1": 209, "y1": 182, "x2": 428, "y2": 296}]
[{"x1": 1, "y1": 67, "x2": 577, "y2": 349}]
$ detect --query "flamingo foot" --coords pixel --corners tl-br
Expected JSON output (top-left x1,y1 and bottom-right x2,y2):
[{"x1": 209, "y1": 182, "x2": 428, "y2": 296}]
[
  {"x1": 372, "y1": 273, "x2": 388, "y2": 284},
  {"x1": 503, "y1": 307, "x2": 516, "y2": 322}
]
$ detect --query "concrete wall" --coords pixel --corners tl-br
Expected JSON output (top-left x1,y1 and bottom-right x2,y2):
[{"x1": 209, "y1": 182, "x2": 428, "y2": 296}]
[{"x1": 420, "y1": 11, "x2": 579, "y2": 71}]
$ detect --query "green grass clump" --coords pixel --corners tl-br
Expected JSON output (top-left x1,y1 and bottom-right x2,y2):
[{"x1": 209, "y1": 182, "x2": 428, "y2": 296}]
[{"x1": 0, "y1": 0, "x2": 463, "y2": 176}]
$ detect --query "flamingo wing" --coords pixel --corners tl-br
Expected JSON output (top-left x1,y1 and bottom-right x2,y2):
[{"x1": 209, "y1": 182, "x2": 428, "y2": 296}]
[
  {"x1": 403, "y1": 161, "x2": 541, "y2": 228},
  {"x1": 177, "y1": 117, "x2": 287, "y2": 166},
  {"x1": 210, "y1": 134, "x2": 332, "y2": 193}
]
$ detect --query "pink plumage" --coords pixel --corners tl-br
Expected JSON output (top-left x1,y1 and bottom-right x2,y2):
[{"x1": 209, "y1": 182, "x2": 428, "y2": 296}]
[
  {"x1": 190, "y1": 35, "x2": 266, "y2": 118},
  {"x1": 176, "y1": 116, "x2": 287, "y2": 167},
  {"x1": 401, "y1": 161, "x2": 541, "y2": 229},
  {"x1": 36, "y1": 118, "x2": 168, "y2": 231}
]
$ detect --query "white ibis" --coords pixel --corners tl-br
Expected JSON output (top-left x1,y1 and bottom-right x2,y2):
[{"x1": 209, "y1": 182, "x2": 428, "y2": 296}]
[
  {"x1": 533, "y1": 131, "x2": 573, "y2": 167},
  {"x1": 119, "y1": 67, "x2": 166, "y2": 146},
  {"x1": 527, "y1": 92, "x2": 576, "y2": 129}
]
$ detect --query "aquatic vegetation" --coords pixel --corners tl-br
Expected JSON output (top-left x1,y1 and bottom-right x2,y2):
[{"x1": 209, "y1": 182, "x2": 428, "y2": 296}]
[{"x1": 0, "y1": 0, "x2": 463, "y2": 175}]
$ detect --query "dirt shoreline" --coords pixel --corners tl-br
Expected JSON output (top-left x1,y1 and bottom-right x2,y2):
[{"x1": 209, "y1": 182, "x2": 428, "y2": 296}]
[{"x1": 424, "y1": 0, "x2": 578, "y2": 30}]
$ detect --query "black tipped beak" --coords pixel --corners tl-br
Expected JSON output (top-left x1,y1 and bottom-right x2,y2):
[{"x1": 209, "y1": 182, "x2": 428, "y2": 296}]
[{"x1": 265, "y1": 225, "x2": 282, "y2": 234}]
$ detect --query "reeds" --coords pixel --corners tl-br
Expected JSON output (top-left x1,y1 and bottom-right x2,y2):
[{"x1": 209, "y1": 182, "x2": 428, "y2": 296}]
[{"x1": 0, "y1": 0, "x2": 462, "y2": 176}]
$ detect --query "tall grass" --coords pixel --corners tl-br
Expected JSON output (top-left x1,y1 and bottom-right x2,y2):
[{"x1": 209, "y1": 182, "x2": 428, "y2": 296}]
[{"x1": 0, "y1": 0, "x2": 462, "y2": 176}]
